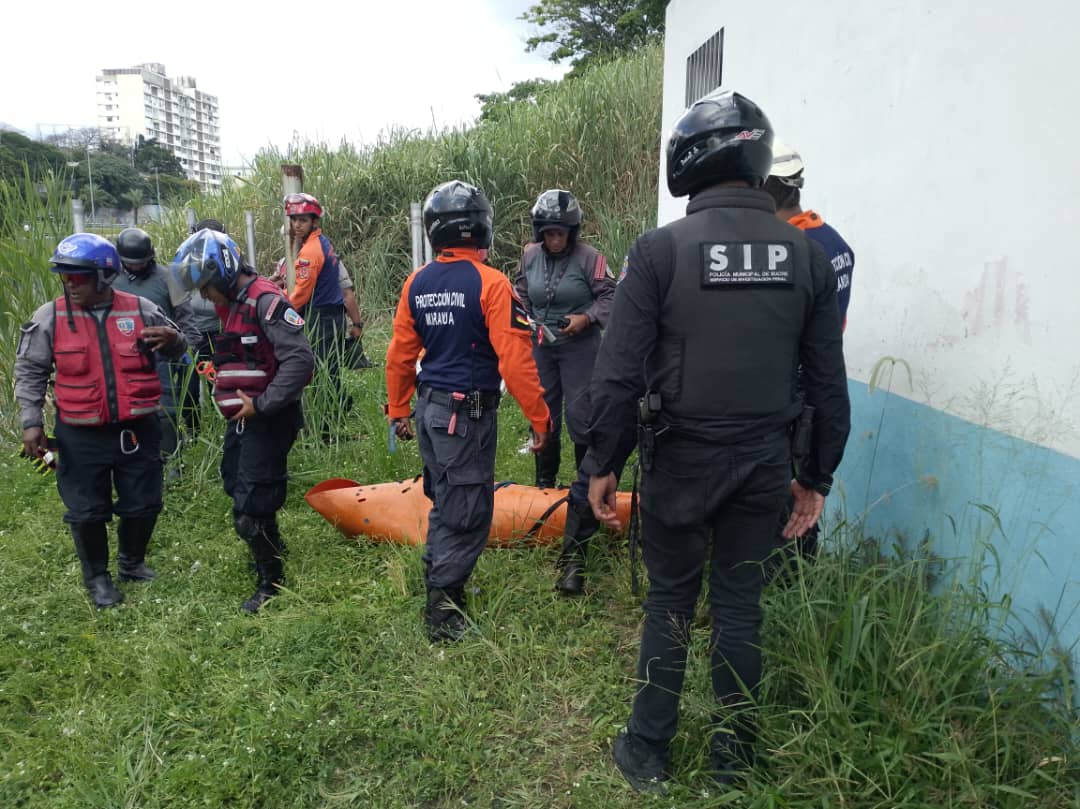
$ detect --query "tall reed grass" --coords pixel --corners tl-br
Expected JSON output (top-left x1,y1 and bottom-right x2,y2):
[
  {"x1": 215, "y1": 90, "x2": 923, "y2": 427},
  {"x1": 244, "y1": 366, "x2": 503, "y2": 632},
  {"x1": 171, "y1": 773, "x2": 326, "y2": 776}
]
[{"x1": 0, "y1": 43, "x2": 662, "y2": 437}]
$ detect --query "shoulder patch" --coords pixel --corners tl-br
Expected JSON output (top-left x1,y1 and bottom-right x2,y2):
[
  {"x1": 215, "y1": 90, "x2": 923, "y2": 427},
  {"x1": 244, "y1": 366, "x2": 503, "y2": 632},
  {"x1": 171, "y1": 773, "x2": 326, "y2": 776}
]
[
  {"x1": 510, "y1": 296, "x2": 531, "y2": 331},
  {"x1": 283, "y1": 308, "x2": 305, "y2": 328},
  {"x1": 594, "y1": 254, "x2": 609, "y2": 280}
]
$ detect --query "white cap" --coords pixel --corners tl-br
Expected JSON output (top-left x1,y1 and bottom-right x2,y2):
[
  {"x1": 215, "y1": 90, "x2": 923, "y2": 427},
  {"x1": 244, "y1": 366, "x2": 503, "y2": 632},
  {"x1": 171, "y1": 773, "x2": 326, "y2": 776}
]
[{"x1": 770, "y1": 137, "x2": 804, "y2": 180}]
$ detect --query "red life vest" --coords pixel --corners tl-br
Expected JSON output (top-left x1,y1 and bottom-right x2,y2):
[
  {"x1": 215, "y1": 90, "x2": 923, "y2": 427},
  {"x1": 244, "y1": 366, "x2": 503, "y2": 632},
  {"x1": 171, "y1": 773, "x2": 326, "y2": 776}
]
[
  {"x1": 211, "y1": 276, "x2": 285, "y2": 418},
  {"x1": 53, "y1": 289, "x2": 162, "y2": 426}
]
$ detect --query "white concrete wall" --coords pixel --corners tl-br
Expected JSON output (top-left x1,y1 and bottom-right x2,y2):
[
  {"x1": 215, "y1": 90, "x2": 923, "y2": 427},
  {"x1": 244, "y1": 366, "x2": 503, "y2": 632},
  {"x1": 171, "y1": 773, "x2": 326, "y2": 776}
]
[{"x1": 661, "y1": 0, "x2": 1080, "y2": 459}]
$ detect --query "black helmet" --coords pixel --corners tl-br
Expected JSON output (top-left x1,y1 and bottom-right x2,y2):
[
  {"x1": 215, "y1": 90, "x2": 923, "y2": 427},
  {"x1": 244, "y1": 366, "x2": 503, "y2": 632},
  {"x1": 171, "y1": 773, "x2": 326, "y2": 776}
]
[
  {"x1": 423, "y1": 180, "x2": 494, "y2": 251},
  {"x1": 666, "y1": 90, "x2": 774, "y2": 198},
  {"x1": 116, "y1": 227, "x2": 155, "y2": 266},
  {"x1": 530, "y1": 189, "x2": 582, "y2": 244}
]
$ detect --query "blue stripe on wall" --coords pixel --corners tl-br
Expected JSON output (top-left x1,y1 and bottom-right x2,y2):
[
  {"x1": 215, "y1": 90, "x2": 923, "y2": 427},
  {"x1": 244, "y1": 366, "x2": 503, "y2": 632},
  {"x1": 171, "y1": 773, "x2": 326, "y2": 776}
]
[{"x1": 832, "y1": 378, "x2": 1079, "y2": 673}]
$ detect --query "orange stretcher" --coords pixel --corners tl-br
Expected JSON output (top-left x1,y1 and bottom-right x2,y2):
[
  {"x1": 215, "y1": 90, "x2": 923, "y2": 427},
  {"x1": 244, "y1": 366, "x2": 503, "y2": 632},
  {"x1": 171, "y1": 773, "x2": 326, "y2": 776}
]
[{"x1": 304, "y1": 477, "x2": 632, "y2": 546}]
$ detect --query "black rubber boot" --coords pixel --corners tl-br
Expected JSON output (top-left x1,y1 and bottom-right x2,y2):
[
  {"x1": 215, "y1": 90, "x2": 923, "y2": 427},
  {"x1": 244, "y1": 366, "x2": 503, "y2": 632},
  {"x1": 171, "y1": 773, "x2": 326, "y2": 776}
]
[
  {"x1": 117, "y1": 514, "x2": 158, "y2": 582},
  {"x1": 71, "y1": 522, "x2": 124, "y2": 608},
  {"x1": 534, "y1": 435, "x2": 561, "y2": 489},
  {"x1": 555, "y1": 500, "x2": 599, "y2": 596},
  {"x1": 424, "y1": 586, "x2": 467, "y2": 643},
  {"x1": 246, "y1": 520, "x2": 288, "y2": 571},
  {"x1": 236, "y1": 514, "x2": 285, "y2": 613}
]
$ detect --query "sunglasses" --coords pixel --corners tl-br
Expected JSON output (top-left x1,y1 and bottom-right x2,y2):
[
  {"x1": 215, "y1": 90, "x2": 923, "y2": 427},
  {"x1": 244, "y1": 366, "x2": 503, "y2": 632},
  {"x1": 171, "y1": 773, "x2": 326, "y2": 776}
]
[{"x1": 60, "y1": 272, "x2": 95, "y2": 286}]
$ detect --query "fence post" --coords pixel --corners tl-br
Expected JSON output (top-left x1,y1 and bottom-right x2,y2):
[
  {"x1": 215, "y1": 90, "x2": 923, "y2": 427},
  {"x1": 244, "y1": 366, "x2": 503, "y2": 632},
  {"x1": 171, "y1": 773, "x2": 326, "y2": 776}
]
[
  {"x1": 410, "y1": 202, "x2": 423, "y2": 270},
  {"x1": 281, "y1": 164, "x2": 304, "y2": 295},
  {"x1": 244, "y1": 211, "x2": 257, "y2": 271},
  {"x1": 71, "y1": 199, "x2": 85, "y2": 233},
  {"x1": 184, "y1": 207, "x2": 196, "y2": 232}
]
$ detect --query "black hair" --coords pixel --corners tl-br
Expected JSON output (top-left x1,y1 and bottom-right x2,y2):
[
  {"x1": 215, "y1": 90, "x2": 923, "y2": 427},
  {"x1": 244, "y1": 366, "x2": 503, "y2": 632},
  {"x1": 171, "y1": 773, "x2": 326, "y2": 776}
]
[
  {"x1": 763, "y1": 176, "x2": 800, "y2": 211},
  {"x1": 193, "y1": 218, "x2": 227, "y2": 234}
]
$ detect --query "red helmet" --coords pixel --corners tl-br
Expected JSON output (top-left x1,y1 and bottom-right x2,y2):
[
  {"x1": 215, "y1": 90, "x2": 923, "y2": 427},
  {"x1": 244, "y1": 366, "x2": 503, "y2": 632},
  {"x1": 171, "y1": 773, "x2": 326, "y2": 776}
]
[{"x1": 284, "y1": 192, "x2": 323, "y2": 218}]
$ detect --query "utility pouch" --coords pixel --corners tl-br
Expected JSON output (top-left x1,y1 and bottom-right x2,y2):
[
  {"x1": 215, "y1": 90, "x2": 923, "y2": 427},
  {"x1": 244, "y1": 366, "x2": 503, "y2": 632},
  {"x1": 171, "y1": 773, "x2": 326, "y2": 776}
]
[{"x1": 466, "y1": 391, "x2": 482, "y2": 420}]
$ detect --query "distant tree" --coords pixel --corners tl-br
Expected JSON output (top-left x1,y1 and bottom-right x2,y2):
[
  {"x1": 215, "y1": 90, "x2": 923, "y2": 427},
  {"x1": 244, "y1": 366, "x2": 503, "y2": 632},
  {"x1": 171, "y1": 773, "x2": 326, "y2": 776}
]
[
  {"x1": 134, "y1": 136, "x2": 185, "y2": 177},
  {"x1": 521, "y1": 0, "x2": 668, "y2": 76},
  {"x1": 475, "y1": 78, "x2": 557, "y2": 122},
  {"x1": 0, "y1": 131, "x2": 67, "y2": 183},
  {"x1": 70, "y1": 152, "x2": 144, "y2": 210},
  {"x1": 43, "y1": 127, "x2": 104, "y2": 152},
  {"x1": 120, "y1": 189, "x2": 145, "y2": 224},
  {"x1": 154, "y1": 173, "x2": 200, "y2": 202}
]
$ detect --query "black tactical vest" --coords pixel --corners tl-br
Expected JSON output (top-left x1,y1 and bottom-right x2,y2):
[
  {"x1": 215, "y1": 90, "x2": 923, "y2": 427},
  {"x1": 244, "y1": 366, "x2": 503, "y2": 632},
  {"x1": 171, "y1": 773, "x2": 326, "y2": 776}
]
[{"x1": 644, "y1": 189, "x2": 815, "y2": 426}]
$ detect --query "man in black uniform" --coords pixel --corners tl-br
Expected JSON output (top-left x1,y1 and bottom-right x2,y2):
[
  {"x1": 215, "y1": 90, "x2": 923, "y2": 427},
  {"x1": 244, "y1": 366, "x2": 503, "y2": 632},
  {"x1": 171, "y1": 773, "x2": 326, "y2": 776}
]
[
  {"x1": 172, "y1": 228, "x2": 315, "y2": 612},
  {"x1": 582, "y1": 90, "x2": 850, "y2": 791}
]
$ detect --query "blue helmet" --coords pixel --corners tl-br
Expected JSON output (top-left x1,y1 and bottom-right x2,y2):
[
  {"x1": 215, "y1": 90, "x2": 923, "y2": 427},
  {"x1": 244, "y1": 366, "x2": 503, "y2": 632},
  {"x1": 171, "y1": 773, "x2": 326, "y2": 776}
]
[
  {"x1": 50, "y1": 233, "x2": 120, "y2": 291},
  {"x1": 171, "y1": 228, "x2": 243, "y2": 293}
]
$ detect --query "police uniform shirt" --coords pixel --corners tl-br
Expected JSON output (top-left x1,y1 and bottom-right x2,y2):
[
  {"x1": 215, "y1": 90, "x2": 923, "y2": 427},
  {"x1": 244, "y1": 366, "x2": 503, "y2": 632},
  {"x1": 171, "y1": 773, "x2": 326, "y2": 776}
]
[
  {"x1": 232, "y1": 275, "x2": 315, "y2": 415},
  {"x1": 112, "y1": 262, "x2": 201, "y2": 348},
  {"x1": 582, "y1": 187, "x2": 850, "y2": 491}
]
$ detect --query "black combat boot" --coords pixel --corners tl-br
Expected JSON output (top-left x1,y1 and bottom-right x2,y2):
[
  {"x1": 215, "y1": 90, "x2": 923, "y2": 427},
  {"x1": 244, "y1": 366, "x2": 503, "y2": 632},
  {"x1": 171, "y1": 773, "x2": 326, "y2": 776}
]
[
  {"x1": 424, "y1": 586, "x2": 467, "y2": 643},
  {"x1": 70, "y1": 522, "x2": 124, "y2": 608},
  {"x1": 117, "y1": 514, "x2": 158, "y2": 582},
  {"x1": 555, "y1": 499, "x2": 599, "y2": 596},
  {"x1": 534, "y1": 435, "x2": 561, "y2": 489},
  {"x1": 236, "y1": 514, "x2": 285, "y2": 613},
  {"x1": 612, "y1": 729, "x2": 670, "y2": 795}
]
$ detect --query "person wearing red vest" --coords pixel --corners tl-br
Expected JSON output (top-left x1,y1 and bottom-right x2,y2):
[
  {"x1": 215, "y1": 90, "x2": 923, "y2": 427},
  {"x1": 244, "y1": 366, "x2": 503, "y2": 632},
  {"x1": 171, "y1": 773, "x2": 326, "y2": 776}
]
[
  {"x1": 172, "y1": 228, "x2": 314, "y2": 613},
  {"x1": 15, "y1": 233, "x2": 186, "y2": 608}
]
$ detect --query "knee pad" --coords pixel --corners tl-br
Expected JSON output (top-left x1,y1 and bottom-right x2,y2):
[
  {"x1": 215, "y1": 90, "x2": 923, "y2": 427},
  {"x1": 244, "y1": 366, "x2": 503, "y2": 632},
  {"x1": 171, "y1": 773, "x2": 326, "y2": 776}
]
[{"x1": 233, "y1": 513, "x2": 265, "y2": 542}]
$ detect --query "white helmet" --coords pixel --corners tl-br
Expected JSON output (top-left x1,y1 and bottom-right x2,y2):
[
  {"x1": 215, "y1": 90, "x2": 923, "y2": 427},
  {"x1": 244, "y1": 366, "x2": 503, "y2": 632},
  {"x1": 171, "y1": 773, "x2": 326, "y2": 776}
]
[{"x1": 769, "y1": 137, "x2": 804, "y2": 188}]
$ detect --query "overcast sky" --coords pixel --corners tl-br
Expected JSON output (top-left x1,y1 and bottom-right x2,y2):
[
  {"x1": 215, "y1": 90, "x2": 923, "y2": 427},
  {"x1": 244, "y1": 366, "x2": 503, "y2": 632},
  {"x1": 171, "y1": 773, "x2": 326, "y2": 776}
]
[{"x1": 4, "y1": 0, "x2": 566, "y2": 166}]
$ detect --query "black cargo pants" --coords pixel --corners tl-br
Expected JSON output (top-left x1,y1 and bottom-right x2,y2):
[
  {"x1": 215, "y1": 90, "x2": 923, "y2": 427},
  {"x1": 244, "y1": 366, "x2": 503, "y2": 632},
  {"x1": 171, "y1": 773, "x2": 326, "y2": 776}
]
[{"x1": 626, "y1": 429, "x2": 791, "y2": 756}]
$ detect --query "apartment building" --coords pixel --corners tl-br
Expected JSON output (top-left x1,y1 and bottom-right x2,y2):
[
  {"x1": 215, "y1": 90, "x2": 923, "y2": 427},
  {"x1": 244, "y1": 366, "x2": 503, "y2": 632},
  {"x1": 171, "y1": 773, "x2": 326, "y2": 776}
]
[{"x1": 96, "y1": 63, "x2": 222, "y2": 190}]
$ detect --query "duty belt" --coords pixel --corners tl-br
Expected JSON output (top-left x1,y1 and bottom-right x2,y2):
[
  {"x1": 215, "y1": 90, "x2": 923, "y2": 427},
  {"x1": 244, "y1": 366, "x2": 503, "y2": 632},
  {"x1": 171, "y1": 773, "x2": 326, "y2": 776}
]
[{"x1": 418, "y1": 384, "x2": 501, "y2": 412}]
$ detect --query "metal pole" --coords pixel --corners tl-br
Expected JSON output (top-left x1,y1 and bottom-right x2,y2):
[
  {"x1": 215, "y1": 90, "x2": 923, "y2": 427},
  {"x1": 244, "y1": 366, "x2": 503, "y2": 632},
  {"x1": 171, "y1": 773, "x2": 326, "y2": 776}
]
[
  {"x1": 184, "y1": 207, "x2": 197, "y2": 232},
  {"x1": 281, "y1": 164, "x2": 304, "y2": 295},
  {"x1": 71, "y1": 198, "x2": 86, "y2": 234},
  {"x1": 86, "y1": 146, "x2": 96, "y2": 223},
  {"x1": 423, "y1": 233, "x2": 432, "y2": 264},
  {"x1": 409, "y1": 202, "x2": 423, "y2": 269},
  {"x1": 244, "y1": 210, "x2": 257, "y2": 271},
  {"x1": 155, "y1": 169, "x2": 161, "y2": 212}
]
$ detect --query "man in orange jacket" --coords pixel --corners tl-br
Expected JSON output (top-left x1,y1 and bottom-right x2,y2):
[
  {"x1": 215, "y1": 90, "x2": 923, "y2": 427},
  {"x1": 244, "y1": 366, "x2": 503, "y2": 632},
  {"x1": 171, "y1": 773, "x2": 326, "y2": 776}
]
[
  {"x1": 386, "y1": 180, "x2": 550, "y2": 642},
  {"x1": 284, "y1": 193, "x2": 350, "y2": 438}
]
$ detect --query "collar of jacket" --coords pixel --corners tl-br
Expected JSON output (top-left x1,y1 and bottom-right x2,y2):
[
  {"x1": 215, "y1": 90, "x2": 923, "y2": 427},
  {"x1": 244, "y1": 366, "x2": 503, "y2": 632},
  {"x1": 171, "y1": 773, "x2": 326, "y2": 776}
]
[
  {"x1": 685, "y1": 187, "x2": 776, "y2": 216},
  {"x1": 437, "y1": 246, "x2": 486, "y2": 263},
  {"x1": 788, "y1": 210, "x2": 824, "y2": 230}
]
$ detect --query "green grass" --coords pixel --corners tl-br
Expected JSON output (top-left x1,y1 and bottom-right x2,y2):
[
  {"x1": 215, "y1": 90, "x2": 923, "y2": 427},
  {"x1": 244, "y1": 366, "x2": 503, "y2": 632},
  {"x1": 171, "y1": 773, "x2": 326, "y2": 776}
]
[{"x1": 0, "y1": 354, "x2": 1076, "y2": 809}]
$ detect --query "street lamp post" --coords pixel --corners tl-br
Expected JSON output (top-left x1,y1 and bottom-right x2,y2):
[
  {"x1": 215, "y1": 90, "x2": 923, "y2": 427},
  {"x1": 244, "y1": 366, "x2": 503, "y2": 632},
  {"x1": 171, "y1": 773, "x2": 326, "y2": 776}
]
[
  {"x1": 86, "y1": 146, "x2": 96, "y2": 223},
  {"x1": 154, "y1": 168, "x2": 162, "y2": 214}
]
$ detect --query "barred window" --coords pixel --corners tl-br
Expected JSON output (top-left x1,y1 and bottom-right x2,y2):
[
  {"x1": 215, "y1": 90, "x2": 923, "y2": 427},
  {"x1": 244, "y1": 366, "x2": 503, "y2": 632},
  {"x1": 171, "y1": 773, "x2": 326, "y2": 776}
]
[{"x1": 685, "y1": 29, "x2": 724, "y2": 108}]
